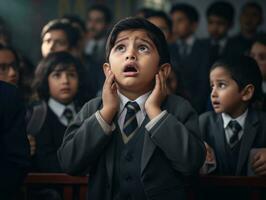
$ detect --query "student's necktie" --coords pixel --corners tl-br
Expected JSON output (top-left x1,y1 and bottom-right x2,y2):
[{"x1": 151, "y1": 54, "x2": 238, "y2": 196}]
[
  {"x1": 63, "y1": 108, "x2": 74, "y2": 125},
  {"x1": 123, "y1": 101, "x2": 140, "y2": 137},
  {"x1": 228, "y1": 120, "x2": 242, "y2": 147},
  {"x1": 180, "y1": 41, "x2": 188, "y2": 57},
  {"x1": 210, "y1": 43, "x2": 220, "y2": 64}
]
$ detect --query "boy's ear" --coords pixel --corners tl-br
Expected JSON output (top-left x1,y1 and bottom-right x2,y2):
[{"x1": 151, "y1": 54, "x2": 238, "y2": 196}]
[
  {"x1": 241, "y1": 84, "x2": 255, "y2": 102},
  {"x1": 159, "y1": 63, "x2": 171, "y2": 79},
  {"x1": 103, "y1": 63, "x2": 111, "y2": 77}
]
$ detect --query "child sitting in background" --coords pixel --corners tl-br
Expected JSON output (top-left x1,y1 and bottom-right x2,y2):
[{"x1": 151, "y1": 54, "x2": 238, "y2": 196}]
[
  {"x1": 28, "y1": 51, "x2": 86, "y2": 171},
  {"x1": 199, "y1": 55, "x2": 266, "y2": 199}
]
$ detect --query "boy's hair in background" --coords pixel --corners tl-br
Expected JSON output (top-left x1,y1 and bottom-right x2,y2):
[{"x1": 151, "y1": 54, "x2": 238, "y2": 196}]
[
  {"x1": 146, "y1": 10, "x2": 172, "y2": 32},
  {"x1": 241, "y1": 2, "x2": 263, "y2": 25},
  {"x1": 206, "y1": 1, "x2": 235, "y2": 26},
  {"x1": 87, "y1": 4, "x2": 113, "y2": 24},
  {"x1": 0, "y1": 44, "x2": 20, "y2": 66},
  {"x1": 32, "y1": 51, "x2": 85, "y2": 102},
  {"x1": 41, "y1": 19, "x2": 80, "y2": 49},
  {"x1": 254, "y1": 33, "x2": 266, "y2": 46},
  {"x1": 170, "y1": 3, "x2": 199, "y2": 23},
  {"x1": 211, "y1": 55, "x2": 262, "y2": 103},
  {"x1": 105, "y1": 17, "x2": 170, "y2": 65}
]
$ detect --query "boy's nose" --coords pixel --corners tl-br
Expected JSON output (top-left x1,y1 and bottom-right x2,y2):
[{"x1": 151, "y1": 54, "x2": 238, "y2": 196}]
[
  {"x1": 211, "y1": 88, "x2": 217, "y2": 98},
  {"x1": 126, "y1": 54, "x2": 136, "y2": 61}
]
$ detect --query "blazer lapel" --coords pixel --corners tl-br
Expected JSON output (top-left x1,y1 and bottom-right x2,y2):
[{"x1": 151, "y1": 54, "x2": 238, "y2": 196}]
[
  {"x1": 236, "y1": 110, "x2": 259, "y2": 175},
  {"x1": 214, "y1": 115, "x2": 228, "y2": 171},
  {"x1": 141, "y1": 98, "x2": 169, "y2": 175}
]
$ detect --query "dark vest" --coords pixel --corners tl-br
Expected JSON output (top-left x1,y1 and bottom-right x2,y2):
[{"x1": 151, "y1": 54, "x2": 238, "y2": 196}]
[
  {"x1": 112, "y1": 118, "x2": 148, "y2": 200},
  {"x1": 224, "y1": 137, "x2": 242, "y2": 175}
]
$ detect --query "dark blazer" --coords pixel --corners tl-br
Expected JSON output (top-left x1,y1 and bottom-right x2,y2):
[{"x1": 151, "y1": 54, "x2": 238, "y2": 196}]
[
  {"x1": 169, "y1": 39, "x2": 211, "y2": 114},
  {"x1": 32, "y1": 105, "x2": 68, "y2": 172},
  {"x1": 0, "y1": 81, "x2": 30, "y2": 199},
  {"x1": 58, "y1": 94, "x2": 206, "y2": 200},
  {"x1": 199, "y1": 109, "x2": 266, "y2": 175}
]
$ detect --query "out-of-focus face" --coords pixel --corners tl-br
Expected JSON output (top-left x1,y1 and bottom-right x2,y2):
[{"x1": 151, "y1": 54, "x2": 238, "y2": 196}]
[
  {"x1": 171, "y1": 11, "x2": 196, "y2": 40},
  {"x1": 104, "y1": 29, "x2": 161, "y2": 97},
  {"x1": 240, "y1": 6, "x2": 261, "y2": 33},
  {"x1": 86, "y1": 10, "x2": 107, "y2": 39},
  {"x1": 148, "y1": 16, "x2": 171, "y2": 42},
  {"x1": 210, "y1": 67, "x2": 246, "y2": 118},
  {"x1": 0, "y1": 49, "x2": 19, "y2": 85},
  {"x1": 48, "y1": 65, "x2": 79, "y2": 104},
  {"x1": 41, "y1": 30, "x2": 70, "y2": 58},
  {"x1": 250, "y1": 42, "x2": 266, "y2": 80},
  {"x1": 208, "y1": 16, "x2": 230, "y2": 40}
]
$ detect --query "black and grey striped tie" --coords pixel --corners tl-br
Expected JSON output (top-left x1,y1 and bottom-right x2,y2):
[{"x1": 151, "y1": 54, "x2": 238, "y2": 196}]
[
  {"x1": 123, "y1": 101, "x2": 140, "y2": 137},
  {"x1": 228, "y1": 120, "x2": 242, "y2": 147}
]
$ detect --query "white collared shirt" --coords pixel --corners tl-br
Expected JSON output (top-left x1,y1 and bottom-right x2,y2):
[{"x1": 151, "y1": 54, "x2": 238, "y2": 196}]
[
  {"x1": 176, "y1": 35, "x2": 195, "y2": 55},
  {"x1": 48, "y1": 98, "x2": 76, "y2": 126},
  {"x1": 222, "y1": 109, "x2": 248, "y2": 144},
  {"x1": 117, "y1": 91, "x2": 150, "y2": 131}
]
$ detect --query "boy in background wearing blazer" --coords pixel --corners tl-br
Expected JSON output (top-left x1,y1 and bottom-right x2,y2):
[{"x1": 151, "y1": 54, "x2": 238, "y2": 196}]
[
  {"x1": 58, "y1": 17, "x2": 205, "y2": 200},
  {"x1": 200, "y1": 56, "x2": 266, "y2": 199}
]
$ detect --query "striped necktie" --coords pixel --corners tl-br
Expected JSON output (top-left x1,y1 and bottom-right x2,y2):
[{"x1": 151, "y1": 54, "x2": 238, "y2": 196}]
[
  {"x1": 228, "y1": 120, "x2": 242, "y2": 147},
  {"x1": 123, "y1": 101, "x2": 140, "y2": 137}
]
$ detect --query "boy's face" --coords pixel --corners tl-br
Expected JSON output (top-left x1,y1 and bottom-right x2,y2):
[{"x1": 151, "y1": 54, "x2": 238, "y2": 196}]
[
  {"x1": 0, "y1": 50, "x2": 19, "y2": 85},
  {"x1": 240, "y1": 6, "x2": 261, "y2": 33},
  {"x1": 250, "y1": 42, "x2": 266, "y2": 80},
  {"x1": 48, "y1": 65, "x2": 78, "y2": 104},
  {"x1": 208, "y1": 16, "x2": 230, "y2": 40},
  {"x1": 210, "y1": 67, "x2": 247, "y2": 118},
  {"x1": 104, "y1": 29, "x2": 161, "y2": 96},
  {"x1": 86, "y1": 10, "x2": 108, "y2": 39},
  {"x1": 148, "y1": 17, "x2": 171, "y2": 42},
  {"x1": 171, "y1": 11, "x2": 196, "y2": 40},
  {"x1": 42, "y1": 30, "x2": 70, "y2": 58}
]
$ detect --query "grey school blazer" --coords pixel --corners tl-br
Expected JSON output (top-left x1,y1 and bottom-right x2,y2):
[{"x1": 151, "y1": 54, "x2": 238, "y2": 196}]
[{"x1": 58, "y1": 94, "x2": 206, "y2": 200}]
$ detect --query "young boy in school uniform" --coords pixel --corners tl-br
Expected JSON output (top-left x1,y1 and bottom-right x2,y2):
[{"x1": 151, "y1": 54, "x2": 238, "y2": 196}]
[
  {"x1": 58, "y1": 17, "x2": 205, "y2": 200},
  {"x1": 200, "y1": 55, "x2": 266, "y2": 176},
  {"x1": 199, "y1": 56, "x2": 266, "y2": 200}
]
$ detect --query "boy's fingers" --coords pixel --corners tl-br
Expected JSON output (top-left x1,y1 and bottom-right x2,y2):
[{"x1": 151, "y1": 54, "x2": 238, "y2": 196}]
[
  {"x1": 254, "y1": 163, "x2": 266, "y2": 175},
  {"x1": 252, "y1": 156, "x2": 264, "y2": 170}
]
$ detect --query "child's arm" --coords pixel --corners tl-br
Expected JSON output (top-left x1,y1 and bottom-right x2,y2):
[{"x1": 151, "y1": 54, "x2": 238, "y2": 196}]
[
  {"x1": 145, "y1": 70, "x2": 206, "y2": 175},
  {"x1": 251, "y1": 148, "x2": 266, "y2": 176},
  {"x1": 58, "y1": 70, "x2": 119, "y2": 175},
  {"x1": 200, "y1": 142, "x2": 217, "y2": 174}
]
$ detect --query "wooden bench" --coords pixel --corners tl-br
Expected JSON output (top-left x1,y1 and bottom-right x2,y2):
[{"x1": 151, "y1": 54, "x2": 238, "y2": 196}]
[
  {"x1": 23, "y1": 173, "x2": 266, "y2": 200},
  {"x1": 24, "y1": 173, "x2": 88, "y2": 200}
]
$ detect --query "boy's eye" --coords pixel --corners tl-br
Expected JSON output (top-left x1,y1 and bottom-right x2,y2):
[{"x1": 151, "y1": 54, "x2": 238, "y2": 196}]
[
  {"x1": 115, "y1": 44, "x2": 126, "y2": 52},
  {"x1": 138, "y1": 45, "x2": 149, "y2": 53},
  {"x1": 218, "y1": 82, "x2": 226, "y2": 89},
  {"x1": 67, "y1": 72, "x2": 78, "y2": 78},
  {"x1": 51, "y1": 72, "x2": 60, "y2": 78}
]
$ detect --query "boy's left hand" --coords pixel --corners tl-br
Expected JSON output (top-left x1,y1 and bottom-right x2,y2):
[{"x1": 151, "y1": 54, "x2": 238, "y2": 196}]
[
  {"x1": 145, "y1": 71, "x2": 168, "y2": 120},
  {"x1": 251, "y1": 148, "x2": 266, "y2": 176}
]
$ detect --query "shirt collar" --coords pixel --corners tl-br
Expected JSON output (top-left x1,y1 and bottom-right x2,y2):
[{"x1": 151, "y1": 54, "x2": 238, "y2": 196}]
[
  {"x1": 262, "y1": 81, "x2": 266, "y2": 93},
  {"x1": 222, "y1": 109, "x2": 248, "y2": 129},
  {"x1": 118, "y1": 91, "x2": 151, "y2": 115},
  {"x1": 177, "y1": 35, "x2": 195, "y2": 47},
  {"x1": 48, "y1": 98, "x2": 75, "y2": 118}
]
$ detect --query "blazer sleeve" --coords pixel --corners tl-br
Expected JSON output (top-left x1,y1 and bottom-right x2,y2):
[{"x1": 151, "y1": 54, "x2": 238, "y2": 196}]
[
  {"x1": 58, "y1": 98, "x2": 113, "y2": 175},
  {"x1": 147, "y1": 95, "x2": 206, "y2": 175},
  {"x1": 0, "y1": 82, "x2": 30, "y2": 198}
]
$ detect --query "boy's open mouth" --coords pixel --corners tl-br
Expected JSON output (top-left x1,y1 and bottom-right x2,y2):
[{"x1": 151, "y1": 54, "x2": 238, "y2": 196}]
[{"x1": 124, "y1": 65, "x2": 137, "y2": 73}]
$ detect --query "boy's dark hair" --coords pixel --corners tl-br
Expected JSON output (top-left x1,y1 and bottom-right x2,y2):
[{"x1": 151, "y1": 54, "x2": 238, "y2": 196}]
[
  {"x1": 41, "y1": 19, "x2": 80, "y2": 48},
  {"x1": 170, "y1": 3, "x2": 199, "y2": 23},
  {"x1": 242, "y1": 2, "x2": 263, "y2": 24},
  {"x1": 105, "y1": 17, "x2": 170, "y2": 66},
  {"x1": 136, "y1": 7, "x2": 156, "y2": 18},
  {"x1": 211, "y1": 55, "x2": 262, "y2": 103},
  {"x1": 87, "y1": 4, "x2": 113, "y2": 24},
  {"x1": 0, "y1": 44, "x2": 20, "y2": 68},
  {"x1": 147, "y1": 10, "x2": 172, "y2": 32},
  {"x1": 62, "y1": 14, "x2": 86, "y2": 33},
  {"x1": 32, "y1": 52, "x2": 84, "y2": 102},
  {"x1": 254, "y1": 33, "x2": 266, "y2": 46},
  {"x1": 206, "y1": 1, "x2": 235, "y2": 26}
]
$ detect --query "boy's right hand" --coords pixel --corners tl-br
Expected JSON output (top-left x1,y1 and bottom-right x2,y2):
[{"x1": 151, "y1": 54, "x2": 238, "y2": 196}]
[
  {"x1": 205, "y1": 142, "x2": 216, "y2": 164},
  {"x1": 100, "y1": 69, "x2": 119, "y2": 124},
  {"x1": 27, "y1": 135, "x2": 36, "y2": 156}
]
